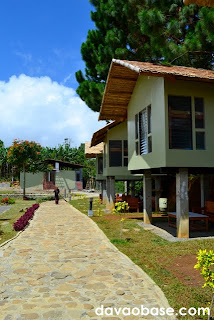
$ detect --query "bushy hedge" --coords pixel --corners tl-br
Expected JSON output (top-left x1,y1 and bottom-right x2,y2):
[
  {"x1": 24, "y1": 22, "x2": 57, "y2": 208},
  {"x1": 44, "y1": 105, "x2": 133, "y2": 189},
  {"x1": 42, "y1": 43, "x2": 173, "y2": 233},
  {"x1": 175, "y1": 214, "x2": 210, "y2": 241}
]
[{"x1": 14, "y1": 203, "x2": 39, "y2": 231}]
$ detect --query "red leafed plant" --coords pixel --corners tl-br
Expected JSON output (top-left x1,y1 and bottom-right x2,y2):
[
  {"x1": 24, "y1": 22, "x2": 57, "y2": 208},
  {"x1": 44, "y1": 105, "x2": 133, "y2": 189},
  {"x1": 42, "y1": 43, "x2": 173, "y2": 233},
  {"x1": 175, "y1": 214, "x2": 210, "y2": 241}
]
[{"x1": 13, "y1": 203, "x2": 39, "y2": 231}]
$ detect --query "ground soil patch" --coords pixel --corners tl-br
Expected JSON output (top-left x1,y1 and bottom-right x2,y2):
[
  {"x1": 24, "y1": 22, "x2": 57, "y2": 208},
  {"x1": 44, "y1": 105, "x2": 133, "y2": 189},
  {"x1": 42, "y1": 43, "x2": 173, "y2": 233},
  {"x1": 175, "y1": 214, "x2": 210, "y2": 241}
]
[{"x1": 167, "y1": 254, "x2": 204, "y2": 287}]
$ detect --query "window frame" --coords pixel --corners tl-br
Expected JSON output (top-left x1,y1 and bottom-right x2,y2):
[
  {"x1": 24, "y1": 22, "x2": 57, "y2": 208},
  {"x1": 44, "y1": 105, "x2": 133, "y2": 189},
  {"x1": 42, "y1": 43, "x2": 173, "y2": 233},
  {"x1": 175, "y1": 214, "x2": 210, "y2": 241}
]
[
  {"x1": 108, "y1": 139, "x2": 128, "y2": 167},
  {"x1": 168, "y1": 95, "x2": 206, "y2": 151},
  {"x1": 135, "y1": 104, "x2": 152, "y2": 156},
  {"x1": 194, "y1": 97, "x2": 206, "y2": 150}
]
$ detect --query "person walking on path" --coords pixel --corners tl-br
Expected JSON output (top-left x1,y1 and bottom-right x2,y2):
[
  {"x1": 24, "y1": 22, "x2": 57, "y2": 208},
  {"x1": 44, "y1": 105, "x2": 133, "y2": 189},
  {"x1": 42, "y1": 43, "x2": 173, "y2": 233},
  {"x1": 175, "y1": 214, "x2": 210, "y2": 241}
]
[{"x1": 54, "y1": 186, "x2": 60, "y2": 204}]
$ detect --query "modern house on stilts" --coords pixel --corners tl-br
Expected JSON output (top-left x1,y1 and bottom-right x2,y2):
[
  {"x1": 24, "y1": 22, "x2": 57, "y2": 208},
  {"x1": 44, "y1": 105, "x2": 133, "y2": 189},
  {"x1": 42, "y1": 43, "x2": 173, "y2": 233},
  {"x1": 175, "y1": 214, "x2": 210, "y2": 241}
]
[{"x1": 92, "y1": 59, "x2": 214, "y2": 239}]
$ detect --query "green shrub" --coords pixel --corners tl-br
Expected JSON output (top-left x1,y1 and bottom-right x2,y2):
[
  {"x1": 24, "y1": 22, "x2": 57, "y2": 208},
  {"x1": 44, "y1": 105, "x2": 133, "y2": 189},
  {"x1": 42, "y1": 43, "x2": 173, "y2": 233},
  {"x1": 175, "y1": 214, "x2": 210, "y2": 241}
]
[
  {"x1": 8, "y1": 198, "x2": 15, "y2": 204},
  {"x1": 195, "y1": 249, "x2": 214, "y2": 319},
  {"x1": 36, "y1": 196, "x2": 55, "y2": 203},
  {"x1": 1, "y1": 197, "x2": 15, "y2": 205}
]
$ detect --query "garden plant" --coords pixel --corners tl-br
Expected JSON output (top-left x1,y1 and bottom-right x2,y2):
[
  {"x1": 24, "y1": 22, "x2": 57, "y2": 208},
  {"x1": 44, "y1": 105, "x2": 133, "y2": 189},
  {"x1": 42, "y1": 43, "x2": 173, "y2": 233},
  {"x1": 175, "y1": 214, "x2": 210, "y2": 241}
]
[
  {"x1": 113, "y1": 201, "x2": 129, "y2": 240},
  {"x1": 195, "y1": 249, "x2": 214, "y2": 320},
  {"x1": 13, "y1": 203, "x2": 39, "y2": 231}
]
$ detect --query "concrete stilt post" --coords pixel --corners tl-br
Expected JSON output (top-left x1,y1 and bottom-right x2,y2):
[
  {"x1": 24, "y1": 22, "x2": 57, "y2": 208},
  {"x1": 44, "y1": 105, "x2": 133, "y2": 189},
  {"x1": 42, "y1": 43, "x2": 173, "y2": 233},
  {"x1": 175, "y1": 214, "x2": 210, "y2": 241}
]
[
  {"x1": 143, "y1": 170, "x2": 152, "y2": 224},
  {"x1": 176, "y1": 168, "x2": 189, "y2": 238},
  {"x1": 155, "y1": 176, "x2": 161, "y2": 212},
  {"x1": 103, "y1": 180, "x2": 107, "y2": 204},
  {"x1": 124, "y1": 181, "x2": 128, "y2": 195},
  {"x1": 106, "y1": 176, "x2": 115, "y2": 211}
]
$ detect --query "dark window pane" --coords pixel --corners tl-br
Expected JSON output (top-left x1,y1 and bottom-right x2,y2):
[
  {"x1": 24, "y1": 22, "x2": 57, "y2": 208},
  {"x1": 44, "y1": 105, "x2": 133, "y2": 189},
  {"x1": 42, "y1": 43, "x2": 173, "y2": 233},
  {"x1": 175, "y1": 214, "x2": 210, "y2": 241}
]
[
  {"x1": 195, "y1": 98, "x2": 204, "y2": 129},
  {"x1": 98, "y1": 156, "x2": 103, "y2": 174},
  {"x1": 196, "y1": 132, "x2": 205, "y2": 150},
  {"x1": 124, "y1": 158, "x2": 128, "y2": 167},
  {"x1": 50, "y1": 171, "x2": 55, "y2": 182},
  {"x1": 148, "y1": 136, "x2": 152, "y2": 153},
  {"x1": 124, "y1": 140, "x2": 128, "y2": 157},
  {"x1": 168, "y1": 95, "x2": 192, "y2": 150},
  {"x1": 109, "y1": 140, "x2": 122, "y2": 167},
  {"x1": 148, "y1": 105, "x2": 151, "y2": 134},
  {"x1": 135, "y1": 114, "x2": 138, "y2": 139},
  {"x1": 139, "y1": 109, "x2": 148, "y2": 155}
]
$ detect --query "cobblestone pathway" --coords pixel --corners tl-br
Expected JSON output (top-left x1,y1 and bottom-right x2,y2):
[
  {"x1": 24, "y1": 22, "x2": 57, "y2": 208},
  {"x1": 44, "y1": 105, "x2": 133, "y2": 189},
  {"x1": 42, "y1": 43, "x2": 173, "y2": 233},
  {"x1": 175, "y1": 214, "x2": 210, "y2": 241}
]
[{"x1": 0, "y1": 201, "x2": 174, "y2": 320}]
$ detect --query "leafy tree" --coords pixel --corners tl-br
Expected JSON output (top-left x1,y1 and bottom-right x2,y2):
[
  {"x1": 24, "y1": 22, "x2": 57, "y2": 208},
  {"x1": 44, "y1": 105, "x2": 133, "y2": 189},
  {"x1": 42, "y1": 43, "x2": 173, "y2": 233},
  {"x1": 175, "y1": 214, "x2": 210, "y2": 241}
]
[
  {"x1": 0, "y1": 140, "x2": 7, "y2": 179},
  {"x1": 76, "y1": 0, "x2": 214, "y2": 111},
  {"x1": 7, "y1": 140, "x2": 43, "y2": 198}
]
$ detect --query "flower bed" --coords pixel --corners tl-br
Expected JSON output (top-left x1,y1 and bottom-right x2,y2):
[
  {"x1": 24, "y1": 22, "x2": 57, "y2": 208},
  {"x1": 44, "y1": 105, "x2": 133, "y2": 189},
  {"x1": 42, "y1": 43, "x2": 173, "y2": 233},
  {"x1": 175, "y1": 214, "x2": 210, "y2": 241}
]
[
  {"x1": 1, "y1": 197, "x2": 15, "y2": 204},
  {"x1": 13, "y1": 203, "x2": 39, "y2": 231}
]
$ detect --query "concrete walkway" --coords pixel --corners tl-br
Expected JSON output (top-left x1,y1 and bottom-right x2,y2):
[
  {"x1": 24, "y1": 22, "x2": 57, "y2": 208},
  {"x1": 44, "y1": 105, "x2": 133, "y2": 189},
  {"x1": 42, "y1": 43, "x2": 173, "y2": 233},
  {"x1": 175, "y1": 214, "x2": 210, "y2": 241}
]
[{"x1": 0, "y1": 201, "x2": 174, "y2": 320}]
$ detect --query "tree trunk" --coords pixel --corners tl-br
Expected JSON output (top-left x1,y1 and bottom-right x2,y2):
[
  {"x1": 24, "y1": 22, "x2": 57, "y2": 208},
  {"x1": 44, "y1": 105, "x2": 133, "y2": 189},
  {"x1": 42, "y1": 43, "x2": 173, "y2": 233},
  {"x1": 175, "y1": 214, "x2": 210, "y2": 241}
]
[{"x1": 23, "y1": 165, "x2": 26, "y2": 199}]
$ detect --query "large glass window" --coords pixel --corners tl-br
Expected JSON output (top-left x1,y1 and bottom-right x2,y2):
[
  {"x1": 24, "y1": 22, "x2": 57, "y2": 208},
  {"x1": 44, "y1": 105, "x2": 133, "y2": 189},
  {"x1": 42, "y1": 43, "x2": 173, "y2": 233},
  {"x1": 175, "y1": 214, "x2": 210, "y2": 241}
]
[
  {"x1": 168, "y1": 95, "x2": 192, "y2": 150},
  {"x1": 195, "y1": 97, "x2": 205, "y2": 129},
  {"x1": 195, "y1": 97, "x2": 205, "y2": 150},
  {"x1": 168, "y1": 95, "x2": 206, "y2": 150},
  {"x1": 123, "y1": 140, "x2": 128, "y2": 167},
  {"x1": 109, "y1": 140, "x2": 122, "y2": 167},
  {"x1": 98, "y1": 156, "x2": 103, "y2": 174}
]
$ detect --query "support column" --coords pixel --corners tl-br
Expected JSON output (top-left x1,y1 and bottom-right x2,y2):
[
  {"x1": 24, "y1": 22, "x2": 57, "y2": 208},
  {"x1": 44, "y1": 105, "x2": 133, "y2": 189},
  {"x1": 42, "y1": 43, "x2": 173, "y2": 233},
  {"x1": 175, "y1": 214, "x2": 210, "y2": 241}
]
[
  {"x1": 106, "y1": 176, "x2": 115, "y2": 211},
  {"x1": 102, "y1": 180, "x2": 107, "y2": 204},
  {"x1": 124, "y1": 181, "x2": 128, "y2": 195},
  {"x1": 143, "y1": 170, "x2": 152, "y2": 224},
  {"x1": 155, "y1": 176, "x2": 161, "y2": 212},
  {"x1": 176, "y1": 168, "x2": 189, "y2": 238},
  {"x1": 131, "y1": 181, "x2": 135, "y2": 197}
]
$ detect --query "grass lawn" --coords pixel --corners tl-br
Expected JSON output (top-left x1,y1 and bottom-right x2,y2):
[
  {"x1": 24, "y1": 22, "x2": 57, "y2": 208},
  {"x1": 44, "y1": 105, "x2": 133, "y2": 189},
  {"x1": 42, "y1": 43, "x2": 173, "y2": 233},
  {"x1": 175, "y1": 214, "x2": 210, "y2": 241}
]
[
  {"x1": 0, "y1": 198, "x2": 36, "y2": 245},
  {"x1": 70, "y1": 197, "x2": 214, "y2": 320},
  {"x1": 0, "y1": 190, "x2": 16, "y2": 194}
]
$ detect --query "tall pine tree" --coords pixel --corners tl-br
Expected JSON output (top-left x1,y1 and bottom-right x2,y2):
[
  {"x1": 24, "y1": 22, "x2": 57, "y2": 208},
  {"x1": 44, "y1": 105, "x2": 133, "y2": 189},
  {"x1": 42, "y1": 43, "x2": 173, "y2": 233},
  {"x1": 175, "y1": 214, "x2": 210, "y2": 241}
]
[{"x1": 76, "y1": 0, "x2": 214, "y2": 112}]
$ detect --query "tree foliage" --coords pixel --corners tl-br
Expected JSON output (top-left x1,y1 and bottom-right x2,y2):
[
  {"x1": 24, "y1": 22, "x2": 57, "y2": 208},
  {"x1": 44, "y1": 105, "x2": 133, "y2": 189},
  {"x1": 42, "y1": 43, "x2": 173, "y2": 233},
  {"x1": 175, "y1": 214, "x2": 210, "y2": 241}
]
[
  {"x1": 7, "y1": 140, "x2": 43, "y2": 197},
  {"x1": 7, "y1": 140, "x2": 43, "y2": 172},
  {"x1": 76, "y1": 0, "x2": 214, "y2": 111}
]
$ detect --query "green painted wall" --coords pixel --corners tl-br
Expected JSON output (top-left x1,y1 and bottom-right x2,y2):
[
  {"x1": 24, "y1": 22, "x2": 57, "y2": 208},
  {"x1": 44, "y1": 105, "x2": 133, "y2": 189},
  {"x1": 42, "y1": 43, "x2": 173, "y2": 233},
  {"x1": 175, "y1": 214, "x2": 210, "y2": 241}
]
[
  {"x1": 127, "y1": 75, "x2": 214, "y2": 170},
  {"x1": 20, "y1": 170, "x2": 76, "y2": 190},
  {"x1": 20, "y1": 172, "x2": 43, "y2": 189},
  {"x1": 127, "y1": 76, "x2": 166, "y2": 170},
  {"x1": 165, "y1": 79, "x2": 214, "y2": 167},
  {"x1": 102, "y1": 122, "x2": 140, "y2": 180},
  {"x1": 55, "y1": 171, "x2": 76, "y2": 190}
]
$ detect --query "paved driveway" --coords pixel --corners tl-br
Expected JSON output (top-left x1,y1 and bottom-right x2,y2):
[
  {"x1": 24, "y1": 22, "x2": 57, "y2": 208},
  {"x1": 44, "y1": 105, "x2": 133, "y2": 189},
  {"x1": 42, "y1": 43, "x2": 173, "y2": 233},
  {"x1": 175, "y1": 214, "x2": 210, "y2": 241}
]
[{"x1": 0, "y1": 201, "x2": 174, "y2": 320}]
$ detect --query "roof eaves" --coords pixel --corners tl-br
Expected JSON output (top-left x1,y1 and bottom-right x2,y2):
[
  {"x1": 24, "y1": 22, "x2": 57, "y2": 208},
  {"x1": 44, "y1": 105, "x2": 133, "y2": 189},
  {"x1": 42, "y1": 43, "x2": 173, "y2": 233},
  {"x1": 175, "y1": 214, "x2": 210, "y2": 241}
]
[{"x1": 112, "y1": 58, "x2": 141, "y2": 74}]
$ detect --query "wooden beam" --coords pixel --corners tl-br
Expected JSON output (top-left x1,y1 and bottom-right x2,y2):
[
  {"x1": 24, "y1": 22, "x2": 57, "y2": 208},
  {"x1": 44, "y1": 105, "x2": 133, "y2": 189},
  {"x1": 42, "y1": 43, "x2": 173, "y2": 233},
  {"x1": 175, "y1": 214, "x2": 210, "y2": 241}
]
[
  {"x1": 102, "y1": 106, "x2": 127, "y2": 110},
  {"x1": 106, "y1": 91, "x2": 132, "y2": 96},
  {"x1": 110, "y1": 76, "x2": 137, "y2": 82}
]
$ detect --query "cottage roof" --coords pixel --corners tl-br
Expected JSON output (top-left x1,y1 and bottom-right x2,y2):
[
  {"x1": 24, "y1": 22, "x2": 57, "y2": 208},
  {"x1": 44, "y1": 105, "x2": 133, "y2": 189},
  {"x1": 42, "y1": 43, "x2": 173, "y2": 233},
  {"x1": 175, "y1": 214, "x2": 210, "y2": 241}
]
[
  {"x1": 184, "y1": 0, "x2": 214, "y2": 6},
  {"x1": 99, "y1": 59, "x2": 214, "y2": 121},
  {"x1": 90, "y1": 121, "x2": 121, "y2": 147},
  {"x1": 44, "y1": 159, "x2": 83, "y2": 169},
  {"x1": 85, "y1": 142, "x2": 104, "y2": 158}
]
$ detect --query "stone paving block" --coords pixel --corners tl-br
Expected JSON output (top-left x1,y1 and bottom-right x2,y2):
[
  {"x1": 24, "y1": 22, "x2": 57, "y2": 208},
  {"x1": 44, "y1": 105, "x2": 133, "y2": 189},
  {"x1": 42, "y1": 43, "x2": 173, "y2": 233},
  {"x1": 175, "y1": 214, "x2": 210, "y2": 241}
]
[{"x1": 0, "y1": 201, "x2": 175, "y2": 319}]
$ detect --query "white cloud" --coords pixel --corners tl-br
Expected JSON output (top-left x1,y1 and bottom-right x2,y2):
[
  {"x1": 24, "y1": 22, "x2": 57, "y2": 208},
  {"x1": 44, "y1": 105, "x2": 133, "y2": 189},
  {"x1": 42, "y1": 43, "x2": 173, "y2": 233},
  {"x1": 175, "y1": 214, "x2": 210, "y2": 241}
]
[{"x1": 0, "y1": 74, "x2": 105, "y2": 148}]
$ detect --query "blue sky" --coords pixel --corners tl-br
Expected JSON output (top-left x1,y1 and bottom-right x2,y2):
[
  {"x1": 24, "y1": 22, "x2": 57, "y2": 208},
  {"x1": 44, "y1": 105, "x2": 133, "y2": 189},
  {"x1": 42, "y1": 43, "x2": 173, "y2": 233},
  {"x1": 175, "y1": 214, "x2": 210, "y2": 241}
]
[{"x1": 0, "y1": 0, "x2": 105, "y2": 147}]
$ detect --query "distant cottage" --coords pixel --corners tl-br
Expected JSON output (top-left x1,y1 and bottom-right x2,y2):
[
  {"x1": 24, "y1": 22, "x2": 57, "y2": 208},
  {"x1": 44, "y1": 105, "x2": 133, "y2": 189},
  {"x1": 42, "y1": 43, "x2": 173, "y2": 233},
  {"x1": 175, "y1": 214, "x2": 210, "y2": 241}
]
[{"x1": 20, "y1": 159, "x2": 83, "y2": 191}]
